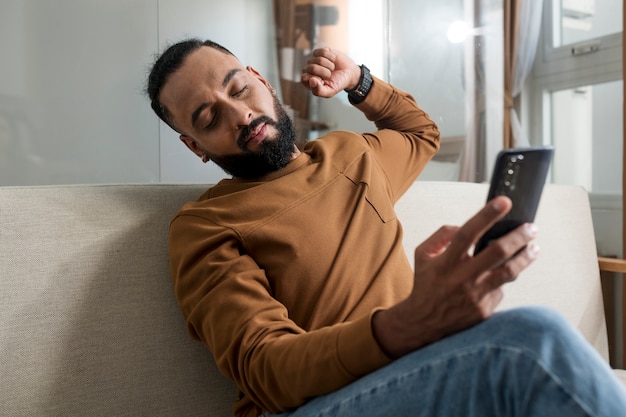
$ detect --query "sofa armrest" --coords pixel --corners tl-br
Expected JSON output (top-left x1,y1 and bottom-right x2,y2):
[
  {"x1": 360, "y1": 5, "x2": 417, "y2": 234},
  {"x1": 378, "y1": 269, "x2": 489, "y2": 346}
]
[{"x1": 599, "y1": 257, "x2": 626, "y2": 273}]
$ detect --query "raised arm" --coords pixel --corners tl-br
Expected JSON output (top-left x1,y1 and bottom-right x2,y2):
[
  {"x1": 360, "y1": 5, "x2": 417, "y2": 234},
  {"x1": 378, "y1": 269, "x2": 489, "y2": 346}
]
[{"x1": 302, "y1": 47, "x2": 440, "y2": 198}]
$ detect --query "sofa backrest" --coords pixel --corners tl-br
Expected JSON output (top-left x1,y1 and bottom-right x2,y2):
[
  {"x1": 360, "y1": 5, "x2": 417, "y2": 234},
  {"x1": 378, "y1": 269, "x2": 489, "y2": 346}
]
[
  {"x1": 396, "y1": 181, "x2": 608, "y2": 358},
  {"x1": 1, "y1": 184, "x2": 236, "y2": 416},
  {"x1": 0, "y1": 182, "x2": 608, "y2": 416}
]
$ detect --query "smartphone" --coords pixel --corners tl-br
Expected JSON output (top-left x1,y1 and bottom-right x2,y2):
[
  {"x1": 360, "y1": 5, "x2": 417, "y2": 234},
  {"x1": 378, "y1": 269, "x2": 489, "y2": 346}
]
[{"x1": 473, "y1": 146, "x2": 554, "y2": 255}]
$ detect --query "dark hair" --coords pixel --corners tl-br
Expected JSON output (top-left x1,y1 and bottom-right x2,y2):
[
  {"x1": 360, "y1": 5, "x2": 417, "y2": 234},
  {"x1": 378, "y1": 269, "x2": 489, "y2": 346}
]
[{"x1": 146, "y1": 38, "x2": 234, "y2": 132}]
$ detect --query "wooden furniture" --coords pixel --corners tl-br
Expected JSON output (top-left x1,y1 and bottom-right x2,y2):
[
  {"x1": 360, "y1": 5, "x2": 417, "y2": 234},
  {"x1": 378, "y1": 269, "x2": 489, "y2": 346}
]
[{"x1": 599, "y1": 257, "x2": 626, "y2": 367}]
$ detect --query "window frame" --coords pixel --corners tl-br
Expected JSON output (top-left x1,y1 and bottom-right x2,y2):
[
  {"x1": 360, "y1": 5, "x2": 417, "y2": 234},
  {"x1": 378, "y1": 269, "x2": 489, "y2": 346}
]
[{"x1": 528, "y1": 0, "x2": 622, "y2": 151}]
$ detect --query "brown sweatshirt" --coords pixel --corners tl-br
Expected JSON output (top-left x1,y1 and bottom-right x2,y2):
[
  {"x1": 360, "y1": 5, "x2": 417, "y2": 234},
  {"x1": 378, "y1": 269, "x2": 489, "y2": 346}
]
[{"x1": 168, "y1": 77, "x2": 440, "y2": 417}]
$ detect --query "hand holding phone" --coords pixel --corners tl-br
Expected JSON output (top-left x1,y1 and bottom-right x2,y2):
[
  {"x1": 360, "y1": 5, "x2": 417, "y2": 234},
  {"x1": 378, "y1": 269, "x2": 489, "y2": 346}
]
[{"x1": 474, "y1": 147, "x2": 554, "y2": 255}]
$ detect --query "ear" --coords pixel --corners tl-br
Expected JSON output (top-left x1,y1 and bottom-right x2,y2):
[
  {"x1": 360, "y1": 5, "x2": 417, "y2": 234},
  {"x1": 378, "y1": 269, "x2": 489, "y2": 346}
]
[
  {"x1": 246, "y1": 66, "x2": 273, "y2": 91},
  {"x1": 179, "y1": 135, "x2": 205, "y2": 161}
]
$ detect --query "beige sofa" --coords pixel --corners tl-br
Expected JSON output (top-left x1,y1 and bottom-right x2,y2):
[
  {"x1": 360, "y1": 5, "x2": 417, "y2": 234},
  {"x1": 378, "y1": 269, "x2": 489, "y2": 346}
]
[{"x1": 1, "y1": 181, "x2": 625, "y2": 416}]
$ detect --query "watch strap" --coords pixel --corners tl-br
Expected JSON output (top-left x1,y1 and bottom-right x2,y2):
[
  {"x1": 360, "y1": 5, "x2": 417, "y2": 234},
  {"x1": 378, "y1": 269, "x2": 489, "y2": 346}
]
[{"x1": 344, "y1": 65, "x2": 373, "y2": 105}]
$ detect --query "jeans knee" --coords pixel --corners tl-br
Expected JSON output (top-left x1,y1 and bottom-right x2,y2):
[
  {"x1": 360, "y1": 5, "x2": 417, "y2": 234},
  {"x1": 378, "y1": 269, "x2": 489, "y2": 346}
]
[
  {"x1": 497, "y1": 305, "x2": 569, "y2": 330},
  {"x1": 488, "y1": 306, "x2": 583, "y2": 354}
]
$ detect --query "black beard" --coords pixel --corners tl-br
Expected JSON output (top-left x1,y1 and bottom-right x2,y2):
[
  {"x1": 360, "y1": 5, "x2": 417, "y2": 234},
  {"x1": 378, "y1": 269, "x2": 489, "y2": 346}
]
[{"x1": 208, "y1": 98, "x2": 297, "y2": 180}]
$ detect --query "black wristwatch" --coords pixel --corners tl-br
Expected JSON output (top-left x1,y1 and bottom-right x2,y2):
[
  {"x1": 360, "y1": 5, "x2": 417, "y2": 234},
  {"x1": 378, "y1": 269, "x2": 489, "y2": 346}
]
[{"x1": 345, "y1": 65, "x2": 373, "y2": 105}]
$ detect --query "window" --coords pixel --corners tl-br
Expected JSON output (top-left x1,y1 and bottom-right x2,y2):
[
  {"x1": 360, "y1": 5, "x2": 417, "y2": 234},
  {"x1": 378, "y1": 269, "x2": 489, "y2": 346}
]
[
  {"x1": 529, "y1": 0, "x2": 622, "y2": 195},
  {"x1": 529, "y1": 0, "x2": 623, "y2": 368}
]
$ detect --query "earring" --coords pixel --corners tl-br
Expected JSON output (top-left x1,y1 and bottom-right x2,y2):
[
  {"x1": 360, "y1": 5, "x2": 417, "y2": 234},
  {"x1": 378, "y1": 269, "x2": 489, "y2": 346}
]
[{"x1": 202, "y1": 154, "x2": 210, "y2": 163}]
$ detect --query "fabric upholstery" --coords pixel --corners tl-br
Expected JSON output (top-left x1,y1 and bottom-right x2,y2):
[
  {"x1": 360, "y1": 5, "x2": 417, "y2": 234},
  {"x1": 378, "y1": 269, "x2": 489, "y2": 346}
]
[
  {"x1": 1, "y1": 182, "x2": 623, "y2": 416},
  {"x1": 1, "y1": 185, "x2": 236, "y2": 416}
]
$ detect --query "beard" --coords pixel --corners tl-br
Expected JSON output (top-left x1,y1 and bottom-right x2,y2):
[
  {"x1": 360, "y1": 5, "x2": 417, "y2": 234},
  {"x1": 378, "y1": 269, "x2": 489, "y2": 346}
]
[{"x1": 207, "y1": 98, "x2": 297, "y2": 180}]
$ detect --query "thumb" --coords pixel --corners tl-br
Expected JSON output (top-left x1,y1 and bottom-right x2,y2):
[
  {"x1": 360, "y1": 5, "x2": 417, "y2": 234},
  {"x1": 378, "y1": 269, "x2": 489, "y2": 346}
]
[
  {"x1": 307, "y1": 77, "x2": 324, "y2": 95},
  {"x1": 415, "y1": 225, "x2": 459, "y2": 260}
]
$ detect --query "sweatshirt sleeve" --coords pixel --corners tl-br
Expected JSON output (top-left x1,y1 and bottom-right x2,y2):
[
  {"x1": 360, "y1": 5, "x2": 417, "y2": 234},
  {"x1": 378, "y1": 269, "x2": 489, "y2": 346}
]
[
  {"x1": 355, "y1": 76, "x2": 440, "y2": 200},
  {"x1": 169, "y1": 214, "x2": 392, "y2": 415}
]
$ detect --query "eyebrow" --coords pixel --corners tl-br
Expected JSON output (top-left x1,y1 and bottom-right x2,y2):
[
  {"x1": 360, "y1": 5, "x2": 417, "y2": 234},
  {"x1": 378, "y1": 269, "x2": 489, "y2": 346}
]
[{"x1": 190, "y1": 68, "x2": 242, "y2": 129}]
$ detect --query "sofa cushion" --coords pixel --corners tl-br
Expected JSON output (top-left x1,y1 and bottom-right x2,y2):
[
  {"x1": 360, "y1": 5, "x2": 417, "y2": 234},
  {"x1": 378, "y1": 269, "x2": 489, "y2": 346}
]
[{"x1": 1, "y1": 184, "x2": 236, "y2": 416}]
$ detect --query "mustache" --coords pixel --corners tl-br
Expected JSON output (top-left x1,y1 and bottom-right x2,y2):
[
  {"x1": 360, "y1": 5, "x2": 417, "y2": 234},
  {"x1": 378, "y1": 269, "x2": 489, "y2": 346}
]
[{"x1": 237, "y1": 116, "x2": 277, "y2": 150}]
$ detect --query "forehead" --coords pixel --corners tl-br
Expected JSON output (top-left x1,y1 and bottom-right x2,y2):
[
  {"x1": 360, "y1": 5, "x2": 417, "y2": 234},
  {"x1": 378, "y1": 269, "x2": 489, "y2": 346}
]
[{"x1": 158, "y1": 47, "x2": 243, "y2": 121}]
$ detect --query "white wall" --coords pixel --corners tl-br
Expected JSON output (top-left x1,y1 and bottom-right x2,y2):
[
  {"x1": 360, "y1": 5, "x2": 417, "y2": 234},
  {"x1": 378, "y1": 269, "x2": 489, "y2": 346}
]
[
  {"x1": 1, "y1": 1, "x2": 159, "y2": 185},
  {"x1": 0, "y1": 0, "x2": 276, "y2": 186},
  {"x1": 1, "y1": 0, "x2": 470, "y2": 186}
]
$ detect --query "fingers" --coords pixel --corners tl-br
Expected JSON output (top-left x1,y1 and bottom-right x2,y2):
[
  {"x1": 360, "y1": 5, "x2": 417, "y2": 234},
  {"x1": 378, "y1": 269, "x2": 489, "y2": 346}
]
[
  {"x1": 474, "y1": 221, "x2": 539, "y2": 272},
  {"x1": 300, "y1": 47, "x2": 358, "y2": 97},
  {"x1": 416, "y1": 196, "x2": 539, "y2": 299},
  {"x1": 414, "y1": 225, "x2": 459, "y2": 260},
  {"x1": 479, "y1": 237, "x2": 540, "y2": 285},
  {"x1": 300, "y1": 48, "x2": 336, "y2": 94},
  {"x1": 302, "y1": 48, "x2": 336, "y2": 77},
  {"x1": 474, "y1": 287, "x2": 504, "y2": 320},
  {"x1": 300, "y1": 60, "x2": 334, "y2": 90},
  {"x1": 472, "y1": 228, "x2": 540, "y2": 302},
  {"x1": 444, "y1": 196, "x2": 512, "y2": 260}
]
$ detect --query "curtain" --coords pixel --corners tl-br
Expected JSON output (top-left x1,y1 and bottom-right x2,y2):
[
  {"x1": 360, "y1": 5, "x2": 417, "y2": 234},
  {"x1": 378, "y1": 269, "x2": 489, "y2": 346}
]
[
  {"x1": 503, "y1": 0, "x2": 544, "y2": 148},
  {"x1": 273, "y1": 0, "x2": 344, "y2": 148},
  {"x1": 458, "y1": 0, "x2": 484, "y2": 182},
  {"x1": 273, "y1": 0, "x2": 314, "y2": 147}
]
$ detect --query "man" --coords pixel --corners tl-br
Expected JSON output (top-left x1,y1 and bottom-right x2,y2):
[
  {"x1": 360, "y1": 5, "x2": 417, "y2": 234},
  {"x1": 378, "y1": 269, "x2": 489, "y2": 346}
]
[{"x1": 147, "y1": 38, "x2": 626, "y2": 417}]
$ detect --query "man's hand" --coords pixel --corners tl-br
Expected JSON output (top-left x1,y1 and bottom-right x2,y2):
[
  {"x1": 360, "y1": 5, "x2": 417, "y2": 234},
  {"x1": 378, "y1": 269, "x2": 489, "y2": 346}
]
[
  {"x1": 372, "y1": 196, "x2": 540, "y2": 358},
  {"x1": 301, "y1": 47, "x2": 362, "y2": 98}
]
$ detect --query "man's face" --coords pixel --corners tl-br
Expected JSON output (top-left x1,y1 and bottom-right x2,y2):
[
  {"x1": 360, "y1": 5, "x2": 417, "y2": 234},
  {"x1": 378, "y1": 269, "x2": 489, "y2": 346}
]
[{"x1": 158, "y1": 46, "x2": 297, "y2": 178}]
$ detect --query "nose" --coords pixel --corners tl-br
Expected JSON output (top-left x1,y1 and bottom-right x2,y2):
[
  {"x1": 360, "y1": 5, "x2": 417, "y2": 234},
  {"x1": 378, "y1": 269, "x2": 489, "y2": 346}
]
[{"x1": 225, "y1": 100, "x2": 253, "y2": 129}]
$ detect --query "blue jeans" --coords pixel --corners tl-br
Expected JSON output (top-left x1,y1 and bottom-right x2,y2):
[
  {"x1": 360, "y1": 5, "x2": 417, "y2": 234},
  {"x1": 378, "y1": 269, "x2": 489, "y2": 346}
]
[{"x1": 264, "y1": 307, "x2": 626, "y2": 417}]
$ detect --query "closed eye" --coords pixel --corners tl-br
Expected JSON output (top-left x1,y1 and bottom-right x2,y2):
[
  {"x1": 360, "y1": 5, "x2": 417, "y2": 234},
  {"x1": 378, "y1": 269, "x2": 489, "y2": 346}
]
[
  {"x1": 203, "y1": 84, "x2": 248, "y2": 129},
  {"x1": 204, "y1": 113, "x2": 217, "y2": 130},
  {"x1": 232, "y1": 85, "x2": 248, "y2": 98}
]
